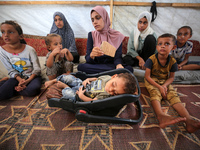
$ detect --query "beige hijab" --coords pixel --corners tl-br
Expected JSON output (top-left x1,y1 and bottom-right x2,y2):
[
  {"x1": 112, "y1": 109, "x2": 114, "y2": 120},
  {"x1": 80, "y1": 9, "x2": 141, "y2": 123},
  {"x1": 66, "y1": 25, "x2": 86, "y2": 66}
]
[{"x1": 134, "y1": 11, "x2": 154, "y2": 50}]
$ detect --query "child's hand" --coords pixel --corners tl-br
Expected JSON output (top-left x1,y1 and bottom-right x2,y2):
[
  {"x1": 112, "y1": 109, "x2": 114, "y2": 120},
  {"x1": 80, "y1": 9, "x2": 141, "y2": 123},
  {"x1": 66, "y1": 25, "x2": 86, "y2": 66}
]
[
  {"x1": 18, "y1": 79, "x2": 26, "y2": 86},
  {"x1": 15, "y1": 85, "x2": 26, "y2": 92},
  {"x1": 19, "y1": 79, "x2": 30, "y2": 87},
  {"x1": 51, "y1": 47, "x2": 61, "y2": 56},
  {"x1": 60, "y1": 48, "x2": 69, "y2": 58},
  {"x1": 76, "y1": 87, "x2": 85, "y2": 98},
  {"x1": 178, "y1": 64, "x2": 182, "y2": 70},
  {"x1": 159, "y1": 85, "x2": 167, "y2": 99},
  {"x1": 82, "y1": 79, "x2": 91, "y2": 87}
]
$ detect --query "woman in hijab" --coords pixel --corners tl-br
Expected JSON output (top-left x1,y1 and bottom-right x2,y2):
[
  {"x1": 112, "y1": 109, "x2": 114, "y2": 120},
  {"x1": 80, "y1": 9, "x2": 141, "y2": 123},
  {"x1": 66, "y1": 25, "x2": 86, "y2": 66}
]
[
  {"x1": 50, "y1": 12, "x2": 79, "y2": 63},
  {"x1": 123, "y1": 11, "x2": 157, "y2": 70},
  {"x1": 77, "y1": 6, "x2": 133, "y2": 74}
]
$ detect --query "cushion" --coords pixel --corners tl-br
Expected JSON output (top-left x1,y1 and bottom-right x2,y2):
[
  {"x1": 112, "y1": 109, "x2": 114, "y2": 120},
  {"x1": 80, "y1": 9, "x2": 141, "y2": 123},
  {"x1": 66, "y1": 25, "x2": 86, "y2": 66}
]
[
  {"x1": 133, "y1": 67, "x2": 200, "y2": 84},
  {"x1": 24, "y1": 38, "x2": 48, "y2": 56},
  {"x1": 0, "y1": 60, "x2": 9, "y2": 79},
  {"x1": 188, "y1": 56, "x2": 200, "y2": 65},
  {"x1": 174, "y1": 70, "x2": 200, "y2": 84},
  {"x1": 189, "y1": 40, "x2": 200, "y2": 56}
]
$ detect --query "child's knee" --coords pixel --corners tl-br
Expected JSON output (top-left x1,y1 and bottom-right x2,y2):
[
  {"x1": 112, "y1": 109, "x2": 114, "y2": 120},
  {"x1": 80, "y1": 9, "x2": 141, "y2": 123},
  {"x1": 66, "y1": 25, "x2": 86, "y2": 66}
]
[
  {"x1": 62, "y1": 87, "x2": 76, "y2": 101},
  {"x1": 149, "y1": 89, "x2": 162, "y2": 101},
  {"x1": 57, "y1": 74, "x2": 73, "y2": 83}
]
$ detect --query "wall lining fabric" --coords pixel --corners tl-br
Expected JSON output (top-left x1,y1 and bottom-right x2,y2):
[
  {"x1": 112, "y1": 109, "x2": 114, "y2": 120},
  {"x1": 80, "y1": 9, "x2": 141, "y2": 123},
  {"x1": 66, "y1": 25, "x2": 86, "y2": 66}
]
[{"x1": 0, "y1": 0, "x2": 200, "y2": 41}]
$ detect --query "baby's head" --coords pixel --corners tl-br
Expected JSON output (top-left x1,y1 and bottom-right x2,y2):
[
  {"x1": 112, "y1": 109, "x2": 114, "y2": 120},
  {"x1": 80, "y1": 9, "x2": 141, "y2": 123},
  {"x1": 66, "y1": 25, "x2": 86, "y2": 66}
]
[
  {"x1": 177, "y1": 26, "x2": 192, "y2": 45},
  {"x1": 45, "y1": 33, "x2": 62, "y2": 51},
  {"x1": 105, "y1": 73, "x2": 138, "y2": 96},
  {"x1": 1, "y1": 20, "x2": 26, "y2": 44}
]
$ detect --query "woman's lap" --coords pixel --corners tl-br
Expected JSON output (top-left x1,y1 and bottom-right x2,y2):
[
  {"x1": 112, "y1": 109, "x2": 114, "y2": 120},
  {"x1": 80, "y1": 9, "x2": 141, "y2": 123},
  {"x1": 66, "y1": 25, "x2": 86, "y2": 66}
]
[
  {"x1": 78, "y1": 63, "x2": 133, "y2": 74},
  {"x1": 78, "y1": 63, "x2": 116, "y2": 74}
]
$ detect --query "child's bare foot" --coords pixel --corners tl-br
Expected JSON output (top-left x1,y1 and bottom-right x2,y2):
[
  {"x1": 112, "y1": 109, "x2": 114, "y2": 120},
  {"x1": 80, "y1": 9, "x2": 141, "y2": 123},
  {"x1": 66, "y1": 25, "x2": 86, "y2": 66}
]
[
  {"x1": 185, "y1": 118, "x2": 200, "y2": 133},
  {"x1": 56, "y1": 81, "x2": 68, "y2": 89},
  {"x1": 158, "y1": 114, "x2": 186, "y2": 128},
  {"x1": 0, "y1": 77, "x2": 9, "y2": 82},
  {"x1": 45, "y1": 79, "x2": 57, "y2": 88}
]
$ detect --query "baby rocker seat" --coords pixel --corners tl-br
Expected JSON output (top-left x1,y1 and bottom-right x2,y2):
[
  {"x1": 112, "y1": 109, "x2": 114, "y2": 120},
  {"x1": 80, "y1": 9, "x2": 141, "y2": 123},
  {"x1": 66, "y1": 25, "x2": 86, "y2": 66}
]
[{"x1": 48, "y1": 68, "x2": 143, "y2": 124}]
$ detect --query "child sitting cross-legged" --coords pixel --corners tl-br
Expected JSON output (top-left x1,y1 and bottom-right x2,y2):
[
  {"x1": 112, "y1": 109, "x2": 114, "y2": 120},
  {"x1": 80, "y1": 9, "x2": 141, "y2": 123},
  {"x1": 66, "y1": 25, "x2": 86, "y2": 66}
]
[
  {"x1": 144, "y1": 33, "x2": 200, "y2": 133},
  {"x1": 0, "y1": 20, "x2": 42, "y2": 100},
  {"x1": 45, "y1": 72, "x2": 138, "y2": 102}
]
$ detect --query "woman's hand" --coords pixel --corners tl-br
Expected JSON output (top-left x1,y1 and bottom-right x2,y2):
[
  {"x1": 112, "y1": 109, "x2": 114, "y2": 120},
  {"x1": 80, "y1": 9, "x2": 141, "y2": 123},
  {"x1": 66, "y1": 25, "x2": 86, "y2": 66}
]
[
  {"x1": 138, "y1": 58, "x2": 146, "y2": 70},
  {"x1": 90, "y1": 47, "x2": 104, "y2": 59},
  {"x1": 116, "y1": 64, "x2": 124, "y2": 69}
]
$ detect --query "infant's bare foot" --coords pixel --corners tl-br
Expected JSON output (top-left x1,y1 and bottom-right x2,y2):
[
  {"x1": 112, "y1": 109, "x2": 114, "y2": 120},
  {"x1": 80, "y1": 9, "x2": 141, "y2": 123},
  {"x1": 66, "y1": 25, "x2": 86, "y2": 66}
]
[
  {"x1": 56, "y1": 81, "x2": 68, "y2": 89},
  {"x1": 186, "y1": 118, "x2": 200, "y2": 133},
  {"x1": 158, "y1": 115, "x2": 186, "y2": 128}
]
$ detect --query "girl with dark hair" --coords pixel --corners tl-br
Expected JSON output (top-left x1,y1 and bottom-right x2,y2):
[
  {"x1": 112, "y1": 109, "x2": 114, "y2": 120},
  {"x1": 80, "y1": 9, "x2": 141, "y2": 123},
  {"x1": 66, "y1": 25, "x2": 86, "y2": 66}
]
[
  {"x1": 0, "y1": 20, "x2": 42, "y2": 100},
  {"x1": 50, "y1": 12, "x2": 79, "y2": 63}
]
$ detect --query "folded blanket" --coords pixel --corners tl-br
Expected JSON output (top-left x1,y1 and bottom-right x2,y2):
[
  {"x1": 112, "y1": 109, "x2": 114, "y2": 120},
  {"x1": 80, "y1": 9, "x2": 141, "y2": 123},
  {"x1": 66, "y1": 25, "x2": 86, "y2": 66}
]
[{"x1": 174, "y1": 70, "x2": 200, "y2": 84}]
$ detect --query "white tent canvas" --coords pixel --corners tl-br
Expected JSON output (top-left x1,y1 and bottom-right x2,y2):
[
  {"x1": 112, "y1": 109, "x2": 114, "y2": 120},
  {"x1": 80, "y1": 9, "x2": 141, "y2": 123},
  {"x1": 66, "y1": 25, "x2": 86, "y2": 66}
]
[{"x1": 0, "y1": 0, "x2": 200, "y2": 41}]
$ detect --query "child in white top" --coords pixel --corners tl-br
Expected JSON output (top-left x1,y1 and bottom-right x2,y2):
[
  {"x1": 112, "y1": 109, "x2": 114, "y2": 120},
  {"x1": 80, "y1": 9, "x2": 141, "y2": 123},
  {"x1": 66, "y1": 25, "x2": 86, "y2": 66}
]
[
  {"x1": 0, "y1": 20, "x2": 42, "y2": 100},
  {"x1": 171, "y1": 26, "x2": 200, "y2": 70}
]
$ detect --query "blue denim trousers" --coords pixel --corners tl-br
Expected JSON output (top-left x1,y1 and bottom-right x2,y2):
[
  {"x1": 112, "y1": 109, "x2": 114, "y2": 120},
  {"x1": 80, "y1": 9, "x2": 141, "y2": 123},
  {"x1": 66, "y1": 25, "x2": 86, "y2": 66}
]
[{"x1": 57, "y1": 74, "x2": 83, "y2": 101}]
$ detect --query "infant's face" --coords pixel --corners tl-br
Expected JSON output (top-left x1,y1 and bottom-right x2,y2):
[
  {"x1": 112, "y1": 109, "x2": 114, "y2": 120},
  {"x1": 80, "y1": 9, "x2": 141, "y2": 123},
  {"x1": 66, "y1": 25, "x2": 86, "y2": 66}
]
[
  {"x1": 105, "y1": 75, "x2": 125, "y2": 96},
  {"x1": 54, "y1": 15, "x2": 64, "y2": 29},
  {"x1": 49, "y1": 36, "x2": 62, "y2": 51}
]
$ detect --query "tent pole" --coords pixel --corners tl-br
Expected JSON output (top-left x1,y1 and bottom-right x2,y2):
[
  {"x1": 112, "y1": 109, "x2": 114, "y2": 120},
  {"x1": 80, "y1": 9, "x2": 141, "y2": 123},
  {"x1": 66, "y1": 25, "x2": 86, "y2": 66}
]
[
  {"x1": 110, "y1": 0, "x2": 114, "y2": 28},
  {"x1": 0, "y1": 1, "x2": 200, "y2": 8}
]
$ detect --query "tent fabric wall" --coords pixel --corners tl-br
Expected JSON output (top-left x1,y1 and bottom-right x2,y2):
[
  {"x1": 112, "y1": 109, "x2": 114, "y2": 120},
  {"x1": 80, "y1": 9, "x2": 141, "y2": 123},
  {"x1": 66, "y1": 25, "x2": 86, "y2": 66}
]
[{"x1": 0, "y1": 0, "x2": 200, "y2": 41}]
